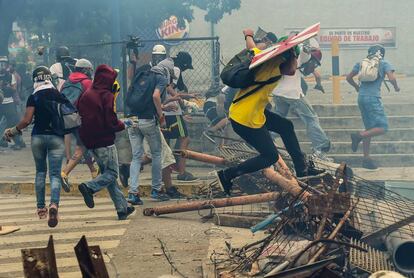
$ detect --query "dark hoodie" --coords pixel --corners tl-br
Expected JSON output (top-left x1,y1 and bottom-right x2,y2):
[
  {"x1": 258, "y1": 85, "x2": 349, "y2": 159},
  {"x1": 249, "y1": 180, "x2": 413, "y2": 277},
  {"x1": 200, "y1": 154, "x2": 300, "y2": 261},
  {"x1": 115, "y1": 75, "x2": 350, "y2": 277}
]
[{"x1": 77, "y1": 65, "x2": 124, "y2": 149}]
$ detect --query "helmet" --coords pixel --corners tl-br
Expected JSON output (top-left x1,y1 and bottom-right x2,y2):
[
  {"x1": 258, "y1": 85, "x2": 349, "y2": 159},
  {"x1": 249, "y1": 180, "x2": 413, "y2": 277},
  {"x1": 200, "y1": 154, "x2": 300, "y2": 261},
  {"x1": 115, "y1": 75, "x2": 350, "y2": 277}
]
[
  {"x1": 56, "y1": 46, "x2": 70, "y2": 61},
  {"x1": 278, "y1": 36, "x2": 300, "y2": 57},
  {"x1": 175, "y1": 51, "x2": 193, "y2": 70},
  {"x1": 75, "y1": 58, "x2": 93, "y2": 69},
  {"x1": 152, "y1": 44, "x2": 167, "y2": 55},
  {"x1": 32, "y1": 66, "x2": 52, "y2": 83},
  {"x1": 368, "y1": 44, "x2": 385, "y2": 58}
]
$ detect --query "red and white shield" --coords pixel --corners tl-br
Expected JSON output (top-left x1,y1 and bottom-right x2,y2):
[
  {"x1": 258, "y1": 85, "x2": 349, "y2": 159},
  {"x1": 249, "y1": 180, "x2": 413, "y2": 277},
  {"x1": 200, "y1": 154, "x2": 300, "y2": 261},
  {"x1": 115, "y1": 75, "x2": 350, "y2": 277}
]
[{"x1": 249, "y1": 22, "x2": 320, "y2": 69}]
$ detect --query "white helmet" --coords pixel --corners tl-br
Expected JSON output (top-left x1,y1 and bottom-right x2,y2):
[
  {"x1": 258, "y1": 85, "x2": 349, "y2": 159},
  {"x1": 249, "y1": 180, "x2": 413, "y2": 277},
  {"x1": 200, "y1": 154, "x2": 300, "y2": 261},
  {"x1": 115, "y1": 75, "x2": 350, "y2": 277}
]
[
  {"x1": 152, "y1": 44, "x2": 167, "y2": 55},
  {"x1": 75, "y1": 58, "x2": 93, "y2": 69}
]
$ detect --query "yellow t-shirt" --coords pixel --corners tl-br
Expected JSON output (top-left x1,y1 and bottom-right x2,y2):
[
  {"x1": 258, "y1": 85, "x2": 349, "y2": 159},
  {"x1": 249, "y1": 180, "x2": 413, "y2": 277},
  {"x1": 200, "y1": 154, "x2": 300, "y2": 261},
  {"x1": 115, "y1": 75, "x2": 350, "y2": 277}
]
[{"x1": 229, "y1": 48, "x2": 283, "y2": 128}]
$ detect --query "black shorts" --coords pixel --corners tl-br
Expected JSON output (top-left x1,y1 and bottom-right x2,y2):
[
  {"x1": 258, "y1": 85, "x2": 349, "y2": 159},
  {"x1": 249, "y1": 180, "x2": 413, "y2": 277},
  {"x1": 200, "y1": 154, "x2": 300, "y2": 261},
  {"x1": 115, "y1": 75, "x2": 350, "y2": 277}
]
[
  {"x1": 203, "y1": 101, "x2": 226, "y2": 126},
  {"x1": 162, "y1": 115, "x2": 189, "y2": 139}
]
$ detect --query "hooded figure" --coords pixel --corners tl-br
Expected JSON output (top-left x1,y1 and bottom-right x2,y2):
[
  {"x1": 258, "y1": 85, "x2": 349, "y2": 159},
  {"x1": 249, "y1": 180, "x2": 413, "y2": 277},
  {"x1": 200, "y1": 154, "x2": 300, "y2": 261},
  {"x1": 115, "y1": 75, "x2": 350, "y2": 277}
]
[{"x1": 77, "y1": 65, "x2": 125, "y2": 149}]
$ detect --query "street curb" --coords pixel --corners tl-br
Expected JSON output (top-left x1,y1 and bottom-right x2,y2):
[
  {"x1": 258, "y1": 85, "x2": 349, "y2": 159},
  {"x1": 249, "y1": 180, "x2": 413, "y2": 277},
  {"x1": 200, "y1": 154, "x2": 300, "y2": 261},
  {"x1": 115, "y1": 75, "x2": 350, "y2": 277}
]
[{"x1": 0, "y1": 181, "x2": 209, "y2": 198}]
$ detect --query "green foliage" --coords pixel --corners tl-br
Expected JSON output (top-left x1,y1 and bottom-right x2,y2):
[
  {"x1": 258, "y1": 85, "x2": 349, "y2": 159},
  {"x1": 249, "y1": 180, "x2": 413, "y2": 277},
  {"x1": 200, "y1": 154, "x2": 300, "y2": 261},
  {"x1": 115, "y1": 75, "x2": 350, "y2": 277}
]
[{"x1": 0, "y1": 0, "x2": 241, "y2": 57}]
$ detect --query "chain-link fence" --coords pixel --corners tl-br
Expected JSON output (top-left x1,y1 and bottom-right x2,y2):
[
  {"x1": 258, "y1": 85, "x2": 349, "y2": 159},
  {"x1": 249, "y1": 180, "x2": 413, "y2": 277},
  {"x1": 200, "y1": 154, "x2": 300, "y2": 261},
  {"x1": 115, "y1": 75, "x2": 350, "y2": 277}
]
[
  {"x1": 137, "y1": 37, "x2": 220, "y2": 94},
  {"x1": 58, "y1": 36, "x2": 220, "y2": 111}
]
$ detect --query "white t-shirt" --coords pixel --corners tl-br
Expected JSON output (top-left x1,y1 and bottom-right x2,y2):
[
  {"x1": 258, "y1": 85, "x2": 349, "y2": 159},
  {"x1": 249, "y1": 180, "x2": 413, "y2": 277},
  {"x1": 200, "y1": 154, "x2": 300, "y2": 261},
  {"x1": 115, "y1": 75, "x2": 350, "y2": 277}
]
[
  {"x1": 272, "y1": 51, "x2": 309, "y2": 100},
  {"x1": 164, "y1": 66, "x2": 183, "y2": 116},
  {"x1": 49, "y1": 62, "x2": 65, "y2": 92}
]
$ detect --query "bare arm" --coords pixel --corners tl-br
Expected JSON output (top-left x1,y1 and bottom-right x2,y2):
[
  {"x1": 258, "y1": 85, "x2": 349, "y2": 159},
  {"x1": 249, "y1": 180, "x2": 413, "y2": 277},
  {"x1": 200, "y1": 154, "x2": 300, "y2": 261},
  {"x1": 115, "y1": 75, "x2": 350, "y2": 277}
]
[
  {"x1": 243, "y1": 29, "x2": 256, "y2": 50},
  {"x1": 16, "y1": 106, "x2": 35, "y2": 131},
  {"x1": 386, "y1": 71, "x2": 400, "y2": 92},
  {"x1": 346, "y1": 71, "x2": 359, "y2": 92},
  {"x1": 153, "y1": 88, "x2": 165, "y2": 127}
]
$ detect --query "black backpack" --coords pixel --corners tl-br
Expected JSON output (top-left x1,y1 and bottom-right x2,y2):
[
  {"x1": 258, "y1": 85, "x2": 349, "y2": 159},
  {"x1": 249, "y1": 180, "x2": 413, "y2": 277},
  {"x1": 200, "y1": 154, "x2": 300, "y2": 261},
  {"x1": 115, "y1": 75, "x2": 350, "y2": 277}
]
[
  {"x1": 45, "y1": 94, "x2": 81, "y2": 136},
  {"x1": 126, "y1": 65, "x2": 157, "y2": 115},
  {"x1": 220, "y1": 49, "x2": 281, "y2": 104}
]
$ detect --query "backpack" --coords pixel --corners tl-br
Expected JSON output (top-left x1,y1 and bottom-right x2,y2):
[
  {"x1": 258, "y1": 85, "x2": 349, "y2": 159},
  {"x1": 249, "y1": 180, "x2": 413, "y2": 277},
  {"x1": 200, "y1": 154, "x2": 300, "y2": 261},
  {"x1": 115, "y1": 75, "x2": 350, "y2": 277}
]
[
  {"x1": 126, "y1": 65, "x2": 157, "y2": 115},
  {"x1": 220, "y1": 49, "x2": 281, "y2": 104},
  {"x1": 61, "y1": 79, "x2": 85, "y2": 104},
  {"x1": 45, "y1": 95, "x2": 81, "y2": 136},
  {"x1": 358, "y1": 54, "x2": 381, "y2": 82}
]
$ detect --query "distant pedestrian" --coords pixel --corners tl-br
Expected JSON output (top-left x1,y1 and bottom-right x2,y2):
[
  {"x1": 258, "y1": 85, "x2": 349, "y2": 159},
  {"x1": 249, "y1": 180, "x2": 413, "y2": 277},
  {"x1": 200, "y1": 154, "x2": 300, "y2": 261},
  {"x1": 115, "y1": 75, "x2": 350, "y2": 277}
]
[
  {"x1": 77, "y1": 65, "x2": 134, "y2": 220},
  {"x1": 49, "y1": 46, "x2": 76, "y2": 92},
  {"x1": 346, "y1": 44, "x2": 400, "y2": 169},
  {"x1": 0, "y1": 64, "x2": 26, "y2": 150},
  {"x1": 4, "y1": 66, "x2": 66, "y2": 227},
  {"x1": 60, "y1": 59, "x2": 98, "y2": 191}
]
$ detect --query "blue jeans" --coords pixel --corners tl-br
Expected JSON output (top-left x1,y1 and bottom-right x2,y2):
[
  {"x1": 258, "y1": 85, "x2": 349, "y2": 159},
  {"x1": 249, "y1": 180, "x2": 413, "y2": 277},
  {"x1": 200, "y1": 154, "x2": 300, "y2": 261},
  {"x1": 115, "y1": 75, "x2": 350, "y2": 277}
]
[
  {"x1": 31, "y1": 135, "x2": 65, "y2": 208},
  {"x1": 128, "y1": 119, "x2": 162, "y2": 193},
  {"x1": 85, "y1": 145, "x2": 128, "y2": 213},
  {"x1": 274, "y1": 96, "x2": 331, "y2": 152}
]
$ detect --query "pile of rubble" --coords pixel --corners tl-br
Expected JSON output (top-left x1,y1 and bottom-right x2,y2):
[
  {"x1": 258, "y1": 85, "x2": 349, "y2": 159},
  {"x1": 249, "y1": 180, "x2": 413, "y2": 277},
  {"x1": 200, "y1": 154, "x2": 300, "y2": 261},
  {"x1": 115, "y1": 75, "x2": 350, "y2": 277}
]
[{"x1": 144, "y1": 141, "x2": 414, "y2": 278}]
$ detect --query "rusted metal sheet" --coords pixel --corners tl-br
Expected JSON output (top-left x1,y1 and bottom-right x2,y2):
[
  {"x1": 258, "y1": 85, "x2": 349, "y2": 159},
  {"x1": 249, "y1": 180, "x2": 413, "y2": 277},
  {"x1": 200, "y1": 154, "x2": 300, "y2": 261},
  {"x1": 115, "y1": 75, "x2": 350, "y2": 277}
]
[
  {"x1": 143, "y1": 192, "x2": 280, "y2": 216},
  {"x1": 21, "y1": 235, "x2": 58, "y2": 278},
  {"x1": 307, "y1": 193, "x2": 351, "y2": 216},
  {"x1": 74, "y1": 235, "x2": 109, "y2": 278}
]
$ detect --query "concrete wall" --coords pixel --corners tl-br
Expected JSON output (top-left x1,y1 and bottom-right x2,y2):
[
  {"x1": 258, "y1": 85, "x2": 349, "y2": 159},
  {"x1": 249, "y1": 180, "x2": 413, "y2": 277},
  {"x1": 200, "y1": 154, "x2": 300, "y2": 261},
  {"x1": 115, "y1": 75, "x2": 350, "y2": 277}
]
[{"x1": 189, "y1": 0, "x2": 414, "y2": 75}]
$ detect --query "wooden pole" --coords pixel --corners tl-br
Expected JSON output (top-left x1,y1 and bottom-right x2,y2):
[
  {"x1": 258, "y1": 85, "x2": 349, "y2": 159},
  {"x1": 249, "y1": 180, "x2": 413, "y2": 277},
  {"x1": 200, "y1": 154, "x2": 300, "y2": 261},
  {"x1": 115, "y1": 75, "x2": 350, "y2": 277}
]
[{"x1": 143, "y1": 192, "x2": 280, "y2": 216}]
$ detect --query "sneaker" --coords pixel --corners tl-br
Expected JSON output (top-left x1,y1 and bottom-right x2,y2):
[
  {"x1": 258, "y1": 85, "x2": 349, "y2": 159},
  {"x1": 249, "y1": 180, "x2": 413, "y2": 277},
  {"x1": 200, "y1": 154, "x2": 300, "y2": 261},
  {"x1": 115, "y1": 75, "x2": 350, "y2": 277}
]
[
  {"x1": 177, "y1": 171, "x2": 199, "y2": 182},
  {"x1": 37, "y1": 207, "x2": 48, "y2": 220},
  {"x1": 127, "y1": 193, "x2": 144, "y2": 205},
  {"x1": 48, "y1": 203, "x2": 58, "y2": 228},
  {"x1": 78, "y1": 183, "x2": 94, "y2": 208},
  {"x1": 166, "y1": 186, "x2": 187, "y2": 199},
  {"x1": 351, "y1": 133, "x2": 363, "y2": 152},
  {"x1": 296, "y1": 161, "x2": 325, "y2": 177},
  {"x1": 151, "y1": 189, "x2": 170, "y2": 201},
  {"x1": 61, "y1": 172, "x2": 71, "y2": 192},
  {"x1": 117, "y1": 206, "x2": 135, "y2": 220},
  {"x1": 311, "y1": 151, "x2": 334, "y2": 163},
  {"x1": 216, "y1": 170, "x2": 233, "y2": 196},
  {"x1": 362, "y1": 158, "x2": 378, "y2": 170}
]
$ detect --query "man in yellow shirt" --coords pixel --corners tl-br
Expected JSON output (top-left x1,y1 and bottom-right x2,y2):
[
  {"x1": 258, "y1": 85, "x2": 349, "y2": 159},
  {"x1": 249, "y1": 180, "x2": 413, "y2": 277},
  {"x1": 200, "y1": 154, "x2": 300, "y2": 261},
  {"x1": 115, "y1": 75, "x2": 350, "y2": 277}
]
[{"x1": 217, "y1": 29, "x2": 324, "y2": 195}]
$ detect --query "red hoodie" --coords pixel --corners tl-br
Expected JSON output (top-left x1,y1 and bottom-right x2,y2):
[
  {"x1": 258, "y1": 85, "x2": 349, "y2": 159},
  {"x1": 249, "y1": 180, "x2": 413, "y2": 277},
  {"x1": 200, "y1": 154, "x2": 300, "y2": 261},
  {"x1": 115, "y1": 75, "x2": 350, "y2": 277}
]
[
  {"x1": 68, "y1": 71, "x2": 92, "y2": 92},
  {"x1": 77, "y1": 65, "x2": 125, "y2": 149}
]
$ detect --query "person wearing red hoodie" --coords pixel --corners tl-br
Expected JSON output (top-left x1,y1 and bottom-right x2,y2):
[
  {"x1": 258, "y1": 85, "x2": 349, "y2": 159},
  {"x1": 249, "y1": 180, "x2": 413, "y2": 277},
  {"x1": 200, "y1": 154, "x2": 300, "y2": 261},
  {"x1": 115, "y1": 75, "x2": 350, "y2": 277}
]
[
  {"x1": 76, "y1": 64, "x2": 134, "y2": 220},
  {"x1": 60, "y1": 59, "x2": 98, "y2": 192}
]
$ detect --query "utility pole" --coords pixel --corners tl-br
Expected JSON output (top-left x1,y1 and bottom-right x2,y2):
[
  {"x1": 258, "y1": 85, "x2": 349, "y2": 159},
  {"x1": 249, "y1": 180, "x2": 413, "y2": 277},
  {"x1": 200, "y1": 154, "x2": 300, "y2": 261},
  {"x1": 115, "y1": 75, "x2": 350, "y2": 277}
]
[{"x1": 110, "y1": 0, "x2": 121, "y2": 69}]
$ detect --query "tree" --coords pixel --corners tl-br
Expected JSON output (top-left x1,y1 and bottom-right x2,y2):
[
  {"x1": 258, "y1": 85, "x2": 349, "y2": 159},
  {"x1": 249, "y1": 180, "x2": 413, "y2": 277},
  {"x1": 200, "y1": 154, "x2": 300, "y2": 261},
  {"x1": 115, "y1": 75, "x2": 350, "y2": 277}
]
[
  {"x1": 0, "y1": 0, "x2": 241, "y2": 57},
  {"x1": 0, "y1": 0, "x2": 25, "y2": 56}
]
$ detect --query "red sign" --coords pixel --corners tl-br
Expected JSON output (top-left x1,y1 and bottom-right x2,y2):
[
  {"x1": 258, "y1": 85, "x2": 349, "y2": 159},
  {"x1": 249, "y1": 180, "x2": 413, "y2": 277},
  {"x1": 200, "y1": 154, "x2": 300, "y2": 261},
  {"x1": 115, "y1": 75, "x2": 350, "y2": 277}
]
[{"x1": 250, "y1": 22, "x2": 320, "y2": 69}]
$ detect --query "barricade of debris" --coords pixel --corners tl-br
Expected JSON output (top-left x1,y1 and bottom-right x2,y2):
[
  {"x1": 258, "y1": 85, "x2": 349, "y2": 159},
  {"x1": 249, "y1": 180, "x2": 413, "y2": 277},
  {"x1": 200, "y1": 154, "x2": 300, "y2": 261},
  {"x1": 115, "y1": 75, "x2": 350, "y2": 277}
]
[{"x1": 144, "y1": 140, "x2": 414, "y2": 278}]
